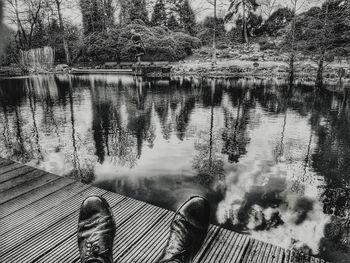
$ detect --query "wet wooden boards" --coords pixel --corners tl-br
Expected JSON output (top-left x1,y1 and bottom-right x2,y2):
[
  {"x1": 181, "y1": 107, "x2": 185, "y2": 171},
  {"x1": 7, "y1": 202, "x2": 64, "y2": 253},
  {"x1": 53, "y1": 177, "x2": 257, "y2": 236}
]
[{"x1": 0, "y1": 158, "x2": 327, "y2": 263}]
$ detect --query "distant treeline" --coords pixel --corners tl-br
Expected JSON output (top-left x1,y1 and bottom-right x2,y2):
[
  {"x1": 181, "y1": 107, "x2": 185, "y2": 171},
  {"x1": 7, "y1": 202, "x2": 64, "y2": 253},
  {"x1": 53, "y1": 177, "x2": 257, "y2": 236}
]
[{"x1": 1, "y1": 0, "x2": 349, "y2": 74}]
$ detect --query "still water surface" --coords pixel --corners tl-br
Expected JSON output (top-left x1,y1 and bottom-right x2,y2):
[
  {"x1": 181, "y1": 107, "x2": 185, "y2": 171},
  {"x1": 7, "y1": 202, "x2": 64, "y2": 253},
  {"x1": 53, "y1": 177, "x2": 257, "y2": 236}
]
[{"x1": 0, "y1": 75, "x2": 349, "y2": 262}]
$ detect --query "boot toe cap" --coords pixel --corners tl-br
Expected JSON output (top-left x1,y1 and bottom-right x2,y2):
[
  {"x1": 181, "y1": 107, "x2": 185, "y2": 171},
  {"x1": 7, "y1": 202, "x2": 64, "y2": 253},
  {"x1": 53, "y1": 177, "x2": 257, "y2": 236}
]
[
  {"x1": 79, "y1": 195, "x2": 110, "y2": 220},
  {"x1": 179, "y1": 196, "x2": 210, "y2": 228}
]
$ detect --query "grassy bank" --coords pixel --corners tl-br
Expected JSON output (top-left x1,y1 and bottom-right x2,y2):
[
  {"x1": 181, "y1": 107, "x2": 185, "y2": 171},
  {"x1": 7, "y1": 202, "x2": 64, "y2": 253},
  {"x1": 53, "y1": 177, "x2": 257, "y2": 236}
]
[{"x1": 171, "y1": 47, "x2": 350, "y2": 84}]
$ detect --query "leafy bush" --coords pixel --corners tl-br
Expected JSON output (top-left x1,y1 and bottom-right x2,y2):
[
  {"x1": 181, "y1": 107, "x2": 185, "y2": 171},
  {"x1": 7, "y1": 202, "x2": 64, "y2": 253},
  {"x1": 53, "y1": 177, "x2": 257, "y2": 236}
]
[
  {"x1": 259, "y1": 8, "x2": 293, "y2": 37},
  {"x1": 78, "y1": 23, "x2": 202, "y2": 62},
  {"x1": 259, "y1": 40, "x2": 277, "y2": 50},
  {"x1": 197, "y1": 17, "x2": 226, "y2": 46},
  {"x1": 0, "y1": 26, "x2": 18, "y2": 66}
]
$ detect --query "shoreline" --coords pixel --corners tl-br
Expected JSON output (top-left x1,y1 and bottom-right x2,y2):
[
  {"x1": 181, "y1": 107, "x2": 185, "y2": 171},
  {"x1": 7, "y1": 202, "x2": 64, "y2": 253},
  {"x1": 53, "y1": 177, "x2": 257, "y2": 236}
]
[
  {"x1": 1, "y1": 58, "x2": 350, "y2": 86},
  {"x1": 171, "y1": 58, "x2": 350, "y2": 83}
]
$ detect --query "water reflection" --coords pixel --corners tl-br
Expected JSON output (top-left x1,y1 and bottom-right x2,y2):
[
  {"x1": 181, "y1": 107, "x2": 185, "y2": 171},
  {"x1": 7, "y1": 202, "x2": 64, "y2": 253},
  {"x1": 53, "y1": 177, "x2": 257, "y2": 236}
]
[{"x1": 0, "y1": 75, "x2": 349, "y2": 262}]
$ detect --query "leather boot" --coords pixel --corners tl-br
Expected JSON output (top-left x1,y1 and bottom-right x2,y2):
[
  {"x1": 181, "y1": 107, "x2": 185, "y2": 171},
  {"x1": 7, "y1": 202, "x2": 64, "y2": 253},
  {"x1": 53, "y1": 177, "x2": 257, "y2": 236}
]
[
  {"x1": 78, "y1": 195, "x2": 116, "y2": 263},
  {"x1": 158, "y1": 196, "x2": 210, "y2": 263}
]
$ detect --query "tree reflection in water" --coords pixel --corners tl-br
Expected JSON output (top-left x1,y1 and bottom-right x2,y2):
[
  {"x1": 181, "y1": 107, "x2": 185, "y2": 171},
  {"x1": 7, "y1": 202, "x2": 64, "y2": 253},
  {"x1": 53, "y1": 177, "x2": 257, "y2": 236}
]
[{"x1": 0, "y1": 75, "x2": 350, "y2": 262}]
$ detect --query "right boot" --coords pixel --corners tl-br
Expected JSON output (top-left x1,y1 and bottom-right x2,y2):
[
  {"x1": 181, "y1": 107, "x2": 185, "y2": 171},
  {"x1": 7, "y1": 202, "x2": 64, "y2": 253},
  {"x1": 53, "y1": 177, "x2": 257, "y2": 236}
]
[{"x1": 157, "y1": 196, "x2": 211, "y2": 263}]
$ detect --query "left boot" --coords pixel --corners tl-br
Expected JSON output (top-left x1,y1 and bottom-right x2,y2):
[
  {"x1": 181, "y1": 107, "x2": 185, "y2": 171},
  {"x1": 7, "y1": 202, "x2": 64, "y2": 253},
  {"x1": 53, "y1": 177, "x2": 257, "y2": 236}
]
[{"x1": 77, "y1": 195, "x2": 116, "y2": 263}]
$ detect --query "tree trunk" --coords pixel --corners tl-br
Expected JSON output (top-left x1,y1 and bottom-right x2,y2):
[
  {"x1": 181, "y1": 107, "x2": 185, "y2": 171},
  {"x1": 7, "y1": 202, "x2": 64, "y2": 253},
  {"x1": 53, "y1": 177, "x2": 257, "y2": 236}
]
[
  {"x1": 315, "y1": 54, "x2": 325, "y2": 89},
  {"x1": 288, "y1": 3, "x2": 297, "y2": 86},
  {"x1": 14, "y1": 0, "x2": 27, "y2": 50},
  {"x1": 56, "y1": 0, "x2": 71, "y2": 65},
  {"x1": 315, "y1": 1, "x2": 329, "y2": 90},
  {"x1": 242, "y1": 0, "x2": 249, "y2": 44},
  {"x1": 212, "y1": 0, "x2": 217, "y2": 66},
  {"x1": 288, "y1": 53, "x2": 295, "y2": 86}
]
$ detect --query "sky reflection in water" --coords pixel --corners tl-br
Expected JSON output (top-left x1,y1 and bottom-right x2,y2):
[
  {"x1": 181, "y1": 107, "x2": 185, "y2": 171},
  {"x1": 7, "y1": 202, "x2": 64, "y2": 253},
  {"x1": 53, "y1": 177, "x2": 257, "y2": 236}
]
[{"x1": 0, "y1": 75, "x2": 349, "y2": 262}]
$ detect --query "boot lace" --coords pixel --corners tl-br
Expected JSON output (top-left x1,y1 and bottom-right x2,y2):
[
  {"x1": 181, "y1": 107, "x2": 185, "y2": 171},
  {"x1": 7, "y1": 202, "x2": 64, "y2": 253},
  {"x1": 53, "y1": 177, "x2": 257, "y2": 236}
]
[{"x1": 80, "y1": 215, "x2": 112, "y2": 263}]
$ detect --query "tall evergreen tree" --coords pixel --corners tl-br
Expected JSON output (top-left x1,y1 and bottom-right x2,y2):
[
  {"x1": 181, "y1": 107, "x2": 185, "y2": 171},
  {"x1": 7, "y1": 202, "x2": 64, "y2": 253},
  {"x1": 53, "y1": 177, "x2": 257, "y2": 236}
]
[
  {"x1": 129, "y1": 0, "x2": 149, "y2": 24},
  {"x1": 151, "y1": 0, "x2": 167, "y2": 27},
  {"x1": 225, "y1": 0, "x2": 259, "y2": 43},
  {"x1": 119, "y1": 0, "x2": 130, "y2": 24},
  {"x1": 55, "y1": 0, "x2": 71, "y2": 65},
  {"x1": 167, "y1": 14, "x2": 180, "y2": 31},
  {"x1": 260, "y1": 7, "x2": 293, "y2": 37},
  {"x1": 80, "y1": 0, "x2": 114, "y2": 35},
  {"x1": 179, "y1": 0, "x2": 196, "y2": 35}
]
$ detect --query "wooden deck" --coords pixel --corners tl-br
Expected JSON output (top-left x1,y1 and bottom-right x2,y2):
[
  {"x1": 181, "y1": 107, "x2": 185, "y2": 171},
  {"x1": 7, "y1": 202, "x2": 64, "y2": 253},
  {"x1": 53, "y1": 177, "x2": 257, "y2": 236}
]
[{"x1": 0, "y1": 158, "x2": 327, "y2": 263}]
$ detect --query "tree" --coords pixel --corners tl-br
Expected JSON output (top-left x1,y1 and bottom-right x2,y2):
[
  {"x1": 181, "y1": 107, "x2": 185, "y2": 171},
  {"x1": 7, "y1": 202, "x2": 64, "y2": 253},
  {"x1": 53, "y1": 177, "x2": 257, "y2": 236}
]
[
  {"x1": 80, "y1": 0, "x2": 102, "y2": 35},
  {"x1": 259, "y1": 0, "x2": 281, "y2": 17},
  {"x1": 80, "y1": 0, "x2": 114, "y2": 35},
  {"x1": 198, "y1": 16, "x2": 226, "y2": 46},
  {"x1": 314, "y1": 1, "x2": 331, "y2": 89},
  {"x1": 178, "y1": 0, "x2": 196, "y2": 35},
  {"x1": 6, "y1": 0, "x2": 46, "y2": 50},
  {"x1": 167, "y1": 14, "x2": 179, "y2": 31},
  {"x1": 151, "y1": 0, "x2": 167, "y2": 27},
  {"x1": 235, "y1": 11, "x2": 263, "y2": 38},
  {"x1": 54, "y1": 0, "x2": 71, "y2": 64},
  {"x1": 203, "y1": 0, "x2": 219, "y2": 66},
  {"x1": 296, "y1": 0, "x2": 349, "y2": 89},
  {"x1": 129, "y1": 0, "x2": 149, "y2": 24},
  {"x1": 285, "y1": 0, "x2": 305, "y2": 85},
  {"x1": 31, "y1": 16, "x2": 47, "y2": 48},
  {"x1": 50, "y1": 21, "x2": 80, "y2": 62},
  {"x1": 225, "y1": 0, "x2": 259, "y2": 43},
  {"x1": 260, "y1": 7, "x2": 293, "y2": 37}
]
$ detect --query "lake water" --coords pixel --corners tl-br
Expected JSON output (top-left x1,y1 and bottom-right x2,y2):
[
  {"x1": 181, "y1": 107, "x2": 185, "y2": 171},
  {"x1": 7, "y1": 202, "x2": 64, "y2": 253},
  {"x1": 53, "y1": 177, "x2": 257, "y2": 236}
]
[{"x1": 0, "y1": 74, "x2": 349, "y2": 262}]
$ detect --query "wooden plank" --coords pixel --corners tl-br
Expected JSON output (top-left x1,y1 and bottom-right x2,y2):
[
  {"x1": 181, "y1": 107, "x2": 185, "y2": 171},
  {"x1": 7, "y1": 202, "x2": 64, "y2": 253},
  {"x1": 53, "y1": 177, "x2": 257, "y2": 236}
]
[
  {"x1": 201, "y1": 228, "x2": 231, "y2": 262},
  {"x1": 5, "y1": 189, "x2": 123, "y2": 263},
  {"x1": 219, "y1": 232, "x2": 245, "y2": 263},
  {"x1": 139, "y1": 213, "x2": 175, "y2": 263},
  {"x1": 0, "y1": 163, "x2": 28, "y2": 179},
  {"x1": 0, "y1": 162, "x2": 23, "y2": 175},
  {"x1": 0, "y1": 165, "x2": 35, "y2": 183},
  {"x1": 242, "y1": 238, "x2": 258, "y2": 263},
  {"x1": 256, "y1": 241, "x2": 269, "y2": 262},
  {"x1": 0, "y1": 181, "x2": 88, "y2": 235},
  {"x1": 228, "y1": 234, "x2": 250, "y2": 263},
  {"x1": 193, "y1": 225, "x2": 220, "y2": 263},
  {"x1": 267, "y1": 244, "x2": 277, "y2": 263},
  {"x1": 0, "y1": 168, "x2": 50, "y2": 192},
  {"x1": 209, "y1": 229, "x2": 236, "y2": 262},
  {"x1": 244, "y1": 239, "x2": 265, "y2": 263},
  {"x1": 227, "y1": 235, "x2": 250, "y2": 262},
  {"x1": 0, "y1": 171, "x2": 57, "y2": 204},
  {"x1": 112, "y1": 204, "x2": 168, "y2": 263},
  {"x1": 284, "y1": 249, "x2": 291, "y2": 263},
  {"x1": 0, "y1": 186, "x2": 106, "y2": 259},
  {"x1": 35, "y1": 195, "x2": 146, "y2": 263},
  {"x1": 213, "y1": 231, "x2": 239, "y2": 262},
  {"x1": 0, "y1": 177, "x2": 74, "y2": 218},
  {"x1": 263, "y1": 244, "x2": 274, "y2": 263},
  {"x1": 273, "y1": 247, "x2": 284, "y2": 263},
  {"x1": 0, "y1": 158, "x2": 14, "y2": 167},
  {"x1": 118, "y1": 210, "x2": 173, "y2": 263}
]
